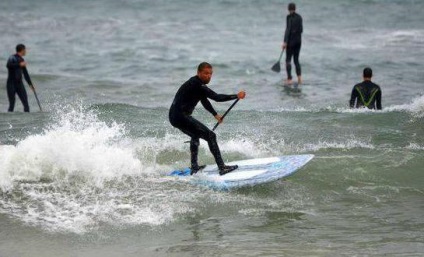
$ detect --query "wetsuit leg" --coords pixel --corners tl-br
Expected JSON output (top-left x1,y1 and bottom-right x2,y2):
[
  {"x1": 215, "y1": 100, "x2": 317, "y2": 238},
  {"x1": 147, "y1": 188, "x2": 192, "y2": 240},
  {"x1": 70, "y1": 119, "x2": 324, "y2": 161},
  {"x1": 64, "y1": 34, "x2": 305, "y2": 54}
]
[
  {"x1": 293, "y1": 44, "x2": 301, "y2": 76},
  {"x1": 15, "y1": 83, "x2": 30, "y2": 112},
  {"x1": 171, "y1": 114, "x2": 225, "y2": 169},
  {"x1": 7, "y1": 82, "x2": 16, "y2": 112},
  {"x1": 285, "y1": 47, "x2": 294, "y2": 80},
  {"x1": 190, "y1": 137, "x2": 200, "y2": 169}
]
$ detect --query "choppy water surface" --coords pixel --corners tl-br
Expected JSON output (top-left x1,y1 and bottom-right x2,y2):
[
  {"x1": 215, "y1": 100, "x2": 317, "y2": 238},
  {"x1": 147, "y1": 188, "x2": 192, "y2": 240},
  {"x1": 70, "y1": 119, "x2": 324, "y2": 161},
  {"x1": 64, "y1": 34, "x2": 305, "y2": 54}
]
[{"x1": 1, "y1": 0, "x2": 423, "y2": 256}]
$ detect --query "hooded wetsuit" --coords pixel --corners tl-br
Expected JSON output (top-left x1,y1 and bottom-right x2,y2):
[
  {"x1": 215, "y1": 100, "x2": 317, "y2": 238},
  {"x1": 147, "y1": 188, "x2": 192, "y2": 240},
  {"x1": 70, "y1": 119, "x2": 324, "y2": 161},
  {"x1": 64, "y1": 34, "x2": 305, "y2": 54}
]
[
  {"x1": 350, "y1": 80, "x2": 382, "y2": 110},
  {"x1": 6, "y1": 54, "x2": 33, "y2": 112},
  {"x1": 169, "y1": 76, "x2": 237, "y2": 169},
  {"x1": 284, "y1": 12, "x2": 303, "y2": 80}
]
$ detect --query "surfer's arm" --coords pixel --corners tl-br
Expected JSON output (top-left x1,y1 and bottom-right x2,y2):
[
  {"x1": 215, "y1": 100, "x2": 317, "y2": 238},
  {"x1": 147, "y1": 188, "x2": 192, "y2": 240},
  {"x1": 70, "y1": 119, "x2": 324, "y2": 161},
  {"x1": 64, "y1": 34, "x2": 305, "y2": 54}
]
[
  {"x1": 202, "y1": 86, "x2": 238, "y2": 102},
  {"x1": 23, "y1": 67, "x2": 33, "y2": 86},
  {"x1": 201, "y1": 98, "x2": 217, "y2": 116},
  {"x1": 376, "y1": 89, "x2": 382, "y2": 110},
  {"x1": 300, "y1": 15, "x2": 303, "y2": 34},
  {"x1": 284, "y1": 15, "x2": 291, "y2": 44},
  {"x1": 6, "y1": 56, "x2": 20, "y2": 69},
  {"x1": 349, "y1": 87, "x2": 358, "y2": 108}
]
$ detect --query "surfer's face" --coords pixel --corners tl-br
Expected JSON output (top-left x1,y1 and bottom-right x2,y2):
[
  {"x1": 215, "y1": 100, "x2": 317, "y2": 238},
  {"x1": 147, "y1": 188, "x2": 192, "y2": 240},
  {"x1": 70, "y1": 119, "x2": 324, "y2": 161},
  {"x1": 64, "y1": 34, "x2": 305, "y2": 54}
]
[
  {"x1": 18, "y1": 49, "x2": 26, "y2": 56},
  {"x1": 197, "y1": 68, "x2": 213, "y2": 84}
]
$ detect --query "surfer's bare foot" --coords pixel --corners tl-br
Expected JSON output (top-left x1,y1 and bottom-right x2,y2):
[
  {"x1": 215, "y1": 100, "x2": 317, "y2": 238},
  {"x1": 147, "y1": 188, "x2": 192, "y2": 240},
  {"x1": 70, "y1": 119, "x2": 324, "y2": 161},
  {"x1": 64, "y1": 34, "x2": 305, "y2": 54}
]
[
  {"x1": 297, "y1": 76, "x2": 302, "y2": 85},
  {"x1": 219, "y1": 165, "x2": 238, "y2": 176},
  {"x1": 284, "y1": 79, "x2": 293, "y2": 86},
  {"x1": 190, "y1": 165, "x2": 206, "y2": 175}
]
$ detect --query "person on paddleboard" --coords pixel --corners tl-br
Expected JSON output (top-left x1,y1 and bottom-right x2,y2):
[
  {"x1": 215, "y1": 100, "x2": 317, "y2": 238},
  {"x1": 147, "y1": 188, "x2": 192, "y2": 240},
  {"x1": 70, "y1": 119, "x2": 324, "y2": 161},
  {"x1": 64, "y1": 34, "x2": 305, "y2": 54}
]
[
  {"x1": 169, "y1": 62, "x2": 246, "y2": 176},
  {"x1": 349, "y1": 67, "x2": 382, "y2": 110},
  {"x1": 6, "y1": 44, "x2": 35, "y2": 112},
  {"x1": 282, "y1": 3, "x2": 303, "y2": 86}
]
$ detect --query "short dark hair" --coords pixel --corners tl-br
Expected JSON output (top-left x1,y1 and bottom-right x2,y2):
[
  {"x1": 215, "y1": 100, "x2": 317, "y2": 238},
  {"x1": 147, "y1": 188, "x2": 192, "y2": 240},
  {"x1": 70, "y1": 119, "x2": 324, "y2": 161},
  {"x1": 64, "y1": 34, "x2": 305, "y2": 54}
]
[
  {"x1": 363, "y1": 67, "x2": 373, "y2": 78},
  {"x1": 197, "y1": 62, "x2": 213, "y2": 72},
  {"x1": 288, "y1": 3, "x2": 296, "y2": 11},
  {"x1": 16, "y1": 44, "x2": 26, "y2": 53}
]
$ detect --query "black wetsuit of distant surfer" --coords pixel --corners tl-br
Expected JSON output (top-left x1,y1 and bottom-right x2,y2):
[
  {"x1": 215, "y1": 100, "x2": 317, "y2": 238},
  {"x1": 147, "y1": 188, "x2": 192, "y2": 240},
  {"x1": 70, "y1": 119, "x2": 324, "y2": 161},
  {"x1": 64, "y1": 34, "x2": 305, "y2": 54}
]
[
  {"x1": 169, "y1": 75, "x2": 239, "y2": 175},
  {"x1": 6, "y1": 54, "x2": 33, "y2": 112},
  {"x1": 284, "y1": 9, "x2": 303, "y2": 81},
  {"x1": 350, "y1": 81, "x2": 382, "y2": 110}
]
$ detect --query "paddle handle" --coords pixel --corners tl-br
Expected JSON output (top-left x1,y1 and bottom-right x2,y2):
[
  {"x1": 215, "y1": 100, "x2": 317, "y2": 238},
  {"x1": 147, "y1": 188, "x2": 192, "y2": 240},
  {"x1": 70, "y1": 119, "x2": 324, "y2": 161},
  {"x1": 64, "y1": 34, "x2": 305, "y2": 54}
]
[{"x1": 212, "y1": 99, "x2": 239, "y2": 131}]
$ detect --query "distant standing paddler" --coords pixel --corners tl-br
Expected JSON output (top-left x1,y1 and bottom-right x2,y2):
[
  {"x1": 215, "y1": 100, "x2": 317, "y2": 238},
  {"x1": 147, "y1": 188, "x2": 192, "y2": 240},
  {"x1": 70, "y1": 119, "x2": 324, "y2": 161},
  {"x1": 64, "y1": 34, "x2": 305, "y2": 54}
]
[
  {"x1": 6, "y1": 44, "x2": 35, "y2": 112},
  {"x1": 350, "y1": 67, "x2": 382, "y2": 110},
  {"x1": 282, "y1": 3, "x2": 303, "y2": 85}
]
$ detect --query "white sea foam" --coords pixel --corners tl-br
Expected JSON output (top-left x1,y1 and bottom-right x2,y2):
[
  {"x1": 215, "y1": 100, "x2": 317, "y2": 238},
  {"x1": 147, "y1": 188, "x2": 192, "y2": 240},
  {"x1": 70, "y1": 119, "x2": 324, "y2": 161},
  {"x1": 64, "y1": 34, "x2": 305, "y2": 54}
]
[
  {"x1": 384, "y1": 95, "x2": 424, "y2": 118},
  {"x1": 0, "y1": 106, "x2": 145, "y2": 191},
  {"x1": 272, "y1": 95, "x2": 424, "y2": 117},
  {"x1": 1, "y1": 105, "x2": 310, "y2": 233},
  {"x1": 0, "y1": 106, "x2": 193, "y2": 233}
]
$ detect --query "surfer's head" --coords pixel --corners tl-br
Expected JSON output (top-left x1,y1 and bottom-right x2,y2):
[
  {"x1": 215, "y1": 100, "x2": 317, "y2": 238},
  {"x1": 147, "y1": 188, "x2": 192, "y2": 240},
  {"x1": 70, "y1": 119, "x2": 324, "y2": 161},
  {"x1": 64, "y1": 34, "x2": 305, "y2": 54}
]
[
  {"x1": 288, "y1": 3, "x2": 296, "y2": 13},
  {"x1": 16, "y1": 44, "x2": 26, "y2": 56},
  {"x1": 197, "y1": 62, "x2": 213, "y2": 84},
  {"x1": 363, "y1": 67, "x2": 373, "y2": 80}
]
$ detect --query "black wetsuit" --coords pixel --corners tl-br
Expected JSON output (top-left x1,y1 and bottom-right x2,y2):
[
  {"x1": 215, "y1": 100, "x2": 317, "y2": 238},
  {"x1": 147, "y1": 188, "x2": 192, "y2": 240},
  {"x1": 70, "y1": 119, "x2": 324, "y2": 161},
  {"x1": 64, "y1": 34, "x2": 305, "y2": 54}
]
[
  {"x1": 6, "y1": 54, "x2": 33, "y2": 112},
  {"x1": 350, "y1": 80, "x2": 382, "y2": 110},
  {"x1": 169, "y1": 76, "x2": 237, "y2": 170},
  {"x1": 284, "y1": 12, "x2": 303, "y2": 80}
]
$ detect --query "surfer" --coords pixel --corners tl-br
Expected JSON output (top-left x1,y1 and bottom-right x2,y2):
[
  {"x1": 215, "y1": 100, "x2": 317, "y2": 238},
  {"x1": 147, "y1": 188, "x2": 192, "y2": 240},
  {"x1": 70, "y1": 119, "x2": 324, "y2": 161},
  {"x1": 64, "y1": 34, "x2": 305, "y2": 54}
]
[
  {"x1": 169, "y1": 62, "x2": 246, "y2": 176},
  {"x1": 6, "y1": 44, "x2": 35, "y2": 112},
  {"x1": 349, "y1": 67, "x2": 382, "y2": 110},
  {"x1": 282, "y1": 2, "x2": 303, "y2": 86}
]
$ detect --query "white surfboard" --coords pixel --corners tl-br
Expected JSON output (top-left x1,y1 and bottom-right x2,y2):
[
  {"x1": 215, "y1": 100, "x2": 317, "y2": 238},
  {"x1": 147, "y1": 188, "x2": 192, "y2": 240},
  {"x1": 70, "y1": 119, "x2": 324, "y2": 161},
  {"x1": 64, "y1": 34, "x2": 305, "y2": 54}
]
[{"x1": 169, "y1": 155, "x2": 314, "y2": 190}]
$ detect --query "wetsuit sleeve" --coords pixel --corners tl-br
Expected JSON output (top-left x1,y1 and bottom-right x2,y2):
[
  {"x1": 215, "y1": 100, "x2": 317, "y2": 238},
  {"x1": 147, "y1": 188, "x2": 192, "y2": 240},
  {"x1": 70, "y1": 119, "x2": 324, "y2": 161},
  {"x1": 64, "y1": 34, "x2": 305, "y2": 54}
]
[
  {"x1": 23, "y1": 67, "x2": 33, "y2": 86},
  {"x1": 201, "y1": 98, "x2": 218, "y2": 116},
  {"x1": 350, "y1": 87, "x2": 358, "y2": 108},
  {"x1": 284, "y1": 15, "x2": 291, "y2": 43},
  {"x1": 376, "y1": 89, "x2": 382, "y2": 110},
  {"x1": 6, "y1": 56, "x2": 20, "y2": 69},
  {"x1": 202, "y1": 86, "x2": 238, "y2": 102},
  {"x1": 300, "y1": 15, "x2": 303, "y2": 34}
]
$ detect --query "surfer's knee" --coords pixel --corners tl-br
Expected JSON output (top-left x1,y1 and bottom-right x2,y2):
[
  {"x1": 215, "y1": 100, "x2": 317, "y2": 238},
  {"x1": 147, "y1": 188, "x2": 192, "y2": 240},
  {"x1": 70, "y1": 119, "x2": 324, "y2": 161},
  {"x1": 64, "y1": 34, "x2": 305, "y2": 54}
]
[
  {"x1": 207, "y1": 131, "x2": 217, "y2": 141},
  {"x1": 191, "y1": 138, "x2": 200, "y2": 146}
]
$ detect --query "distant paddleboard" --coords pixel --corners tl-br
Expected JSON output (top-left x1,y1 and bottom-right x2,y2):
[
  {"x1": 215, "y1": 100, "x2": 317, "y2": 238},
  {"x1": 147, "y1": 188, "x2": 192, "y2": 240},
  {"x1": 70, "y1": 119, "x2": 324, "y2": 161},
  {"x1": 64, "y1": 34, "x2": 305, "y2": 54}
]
[{"x1": 169, "y1": 155, "x2": 314, "y2": 190}]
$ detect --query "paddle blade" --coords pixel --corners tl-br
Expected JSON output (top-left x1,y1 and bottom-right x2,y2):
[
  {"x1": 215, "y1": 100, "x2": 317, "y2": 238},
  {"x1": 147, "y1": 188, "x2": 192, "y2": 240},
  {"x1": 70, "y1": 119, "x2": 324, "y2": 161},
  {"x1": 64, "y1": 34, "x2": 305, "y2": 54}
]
[{"x1": 271, "y1": 62, "x2": 281, "y2": 73}]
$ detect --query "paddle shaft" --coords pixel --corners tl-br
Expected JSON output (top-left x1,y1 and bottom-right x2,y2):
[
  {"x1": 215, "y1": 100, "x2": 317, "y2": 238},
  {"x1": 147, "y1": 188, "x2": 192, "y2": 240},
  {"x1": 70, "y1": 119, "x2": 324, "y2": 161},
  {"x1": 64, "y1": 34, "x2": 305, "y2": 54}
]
[
  {"x1": 212, "y1": 99, "x2": 239, "y2": 131},
  {"x1": 277, "y1": 49, "x2": 284, "y2": 62},
  {"x1": 33, "y1": 89, "x2": 42, "y2": 112}
]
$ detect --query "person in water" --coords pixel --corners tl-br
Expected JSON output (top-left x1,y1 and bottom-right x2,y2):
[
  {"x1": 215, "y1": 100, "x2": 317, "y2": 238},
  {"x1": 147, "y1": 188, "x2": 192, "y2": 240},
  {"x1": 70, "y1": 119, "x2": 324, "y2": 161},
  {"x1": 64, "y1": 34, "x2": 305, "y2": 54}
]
[
  {"x1": 169, "y1": 62, "x2": 246, "y2": 176},
  {"x1": 282, "y1": 2, "x2": 303, "y2": 85},
  {"x1": 350, "y1": 67, "x2": 382, "y2": 110},
  {"x1": 6, "y1": 44, "x2": 35, "y2": 112}
]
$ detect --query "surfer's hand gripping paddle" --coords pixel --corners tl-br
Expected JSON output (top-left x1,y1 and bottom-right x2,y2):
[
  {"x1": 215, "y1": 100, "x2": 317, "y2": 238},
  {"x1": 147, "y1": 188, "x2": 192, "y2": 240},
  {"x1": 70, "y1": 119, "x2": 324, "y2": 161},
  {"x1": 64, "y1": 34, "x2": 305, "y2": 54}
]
[{"x1": 184, "y1": 99, "x2": 240, "y2": 143}]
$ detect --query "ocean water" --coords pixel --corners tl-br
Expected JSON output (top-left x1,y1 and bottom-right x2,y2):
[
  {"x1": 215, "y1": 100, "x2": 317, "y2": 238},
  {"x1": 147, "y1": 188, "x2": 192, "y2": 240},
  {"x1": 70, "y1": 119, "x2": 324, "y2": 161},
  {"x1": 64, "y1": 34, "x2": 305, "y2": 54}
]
[{"x1": 0, "y1": 0, "x2": 423, "y2": 256}]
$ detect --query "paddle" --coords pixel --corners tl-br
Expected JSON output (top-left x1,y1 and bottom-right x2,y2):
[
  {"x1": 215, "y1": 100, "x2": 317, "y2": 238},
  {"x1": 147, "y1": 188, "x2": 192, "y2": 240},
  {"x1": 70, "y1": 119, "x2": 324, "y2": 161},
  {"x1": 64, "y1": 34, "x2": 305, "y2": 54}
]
[
  {"x1": 271, "y1": 50, "x2": 284, "y2": 73},
  {"x1": 212, "y1": 99, "x2": 239, "y2": 131},
  {"x1": 32, "y1": 86, "x2": 42, "y2": 112},
  {"x1": 184, "y1": 99, "x2": 240, "y2": 143}
]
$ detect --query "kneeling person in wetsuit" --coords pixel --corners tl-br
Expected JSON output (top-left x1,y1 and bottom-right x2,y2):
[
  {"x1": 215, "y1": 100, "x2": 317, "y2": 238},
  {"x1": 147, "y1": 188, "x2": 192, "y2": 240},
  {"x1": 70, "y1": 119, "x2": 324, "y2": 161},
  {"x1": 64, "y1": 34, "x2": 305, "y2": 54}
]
[
  {"x1": 350, "y1": 67, "x2": 382, "y2": 110},
  {"x1": 6, "y1": 44, "x2": 35, "y2": 112},
  {"x1": 169, "y1": 62, "x2": 246, "y2": 176}
]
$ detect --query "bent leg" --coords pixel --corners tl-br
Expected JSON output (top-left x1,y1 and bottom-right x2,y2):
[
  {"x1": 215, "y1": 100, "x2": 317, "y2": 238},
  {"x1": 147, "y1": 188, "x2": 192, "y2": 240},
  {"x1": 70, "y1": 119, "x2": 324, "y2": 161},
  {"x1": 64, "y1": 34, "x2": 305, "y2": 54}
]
[
  {"x1": 177, "y1": 116, "x2": 225, "y2": 169},
  {"x1": 190, "y1": 137, "x2": 200, "y2": 169}
]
